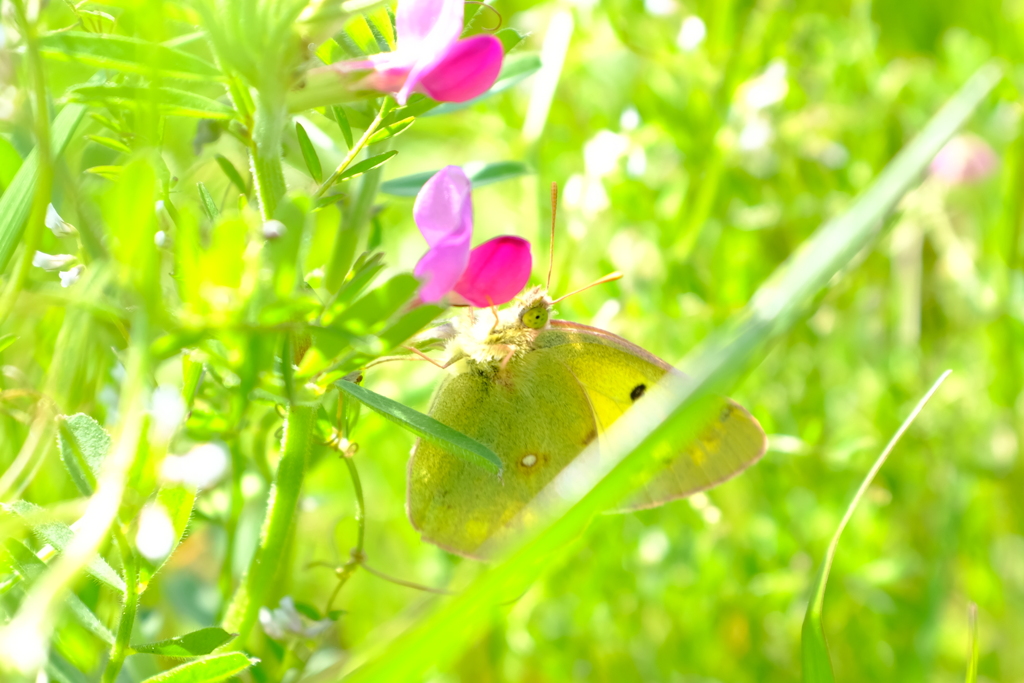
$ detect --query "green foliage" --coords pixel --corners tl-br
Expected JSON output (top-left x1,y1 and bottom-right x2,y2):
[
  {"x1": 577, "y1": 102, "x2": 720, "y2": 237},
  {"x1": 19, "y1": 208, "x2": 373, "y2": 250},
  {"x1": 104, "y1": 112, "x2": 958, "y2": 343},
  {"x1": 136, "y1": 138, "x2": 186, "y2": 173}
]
[
  {"x1": 336, "y1": 380, "x2": 502, "y2": 472},
  {"x1": 1, "y1": 0, "x2": 1021, "y2": 681}
]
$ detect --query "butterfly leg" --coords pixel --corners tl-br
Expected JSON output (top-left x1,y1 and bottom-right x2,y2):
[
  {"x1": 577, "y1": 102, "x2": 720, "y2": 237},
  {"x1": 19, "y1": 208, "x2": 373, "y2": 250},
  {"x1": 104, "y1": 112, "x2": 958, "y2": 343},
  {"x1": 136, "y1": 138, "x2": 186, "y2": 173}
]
[{"x1": 402, "y1": 345, "x2": 455, "y2": 371}]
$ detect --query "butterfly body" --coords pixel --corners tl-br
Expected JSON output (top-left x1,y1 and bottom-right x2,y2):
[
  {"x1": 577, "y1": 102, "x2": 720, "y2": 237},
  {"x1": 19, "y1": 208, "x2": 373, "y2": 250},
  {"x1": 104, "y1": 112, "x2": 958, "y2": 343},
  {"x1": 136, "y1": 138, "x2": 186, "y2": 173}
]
[{"x1": 407, "y1": 288, "x2": 766, "y2": 557}]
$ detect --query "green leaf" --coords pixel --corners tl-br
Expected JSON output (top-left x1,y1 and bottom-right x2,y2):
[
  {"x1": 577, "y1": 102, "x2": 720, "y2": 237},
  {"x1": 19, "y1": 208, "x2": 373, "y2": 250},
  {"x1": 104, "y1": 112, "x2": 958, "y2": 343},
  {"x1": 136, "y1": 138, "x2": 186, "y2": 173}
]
[
  {"x1": 197, "y1": 182, "x2": 218, "y2": 219},
  {"x1": 0, "y1": 333, "x2": 16, "y2": 354},
  {"x1": 332, "y1": 106, "x2": 354, "y2": 149},
  {"x1": 295, "y1": 122, "x2": 324, "y2": 183},
  {"x1": 38, "y1": 32, "x2": 221, "y2": 80},
  {"x1": 495, "y1": 27, "x2": 529, "y2": 53},
  {"x1": 335, "y1": 380, "x2": 502, "y2": 473},
  {"x1": 139, "y1": 653, "x2": 255, "y2": 683},
  {"x1": 139, "y1": 485, "x2": 196, "y2": 590},
  {"x1": 85, "y1": 165, "x2": 122, "y2": 180},
  {"x1": 366, "y1": 119, "x2": 413, "y2": 145},
  {"x1": 801, "y1": 370, "x2": 951, "y2": 683},
  {"x1": 132, "y1": 627, "x2": 235, "y2": 658},
  {"x1": 85, "y1": 135, "x2": 132, "y2": 154},
  {"x1": 324, "y1": 62, "x2": 1001, "y2": 683},
  {"x1": 0, "y1": 102, "x2": 86, "y2": 273},
  {"x1": 428, "y1": 54, "x2": 542, "y2": 116},
  {"x1": 56, "y1": 413, "x2": 112, "y2": 496},
  {"x1": 6, "y1": 500, "x2": 126, "y2": 593},
  {"x1": 380, "y1": 161, "x2": 532, "y2": 197},
  {"x1": 214, "y1": 154, "x2": 247, "y2": 195},
  {"x1": 3, "y1": 539, "x2": 115, "y2": 645},
  {"x1": 67, "y1": 85, "x2": 235, "y2": 120},
  {"x1": 337, "y1": 150, "x2": 398, "y2": 183}
]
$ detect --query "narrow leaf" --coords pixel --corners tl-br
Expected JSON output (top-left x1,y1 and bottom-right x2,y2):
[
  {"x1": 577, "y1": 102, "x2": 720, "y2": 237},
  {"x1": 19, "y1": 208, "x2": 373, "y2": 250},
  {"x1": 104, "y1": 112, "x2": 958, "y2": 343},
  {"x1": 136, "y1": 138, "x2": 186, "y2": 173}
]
[
  {"x1": 335, "y1": 380, "x2": 502, "y2": 473},
  {"x1": 0, "y1": 333, "x2": 16, "y2": 354},
  {"x1": 85, "y1": 165, "x2": 122, "y2": 181},
  {"x1": 197, "y1": 182, "x2": 218, "y2": 220},
  {"x1": 139, "y1": 653, "x2": 255, "y2": 683},
  {"x1": 801, "y1": 371, "x2": 950, "y2": 683},
  {"x1": 56, "y1": 413, "x2": 112, "y2": 496},
  {"x1": 85, "y1": 135, "x2": 132, "y2": 154},
  {"x1": 67, "y1": 85, "x2": 235, "y2": 120},
  {"x1": 332, "y1": 106, "x2": 354, "y2": 149},
  {"x1": 366, "y1": 118, "x2": 413, "y2": 145},
  {"x1": 133, "y1": 627, "x2": 235, "y2": 658},
  {"x1": 380, "y1": 161, "x2": 532, "y2": 197},
  {"x1": 295, "y1": 122, "x2": 324, "y2": 183},
  {"x1": 138, "y1": 485, "x2": 196, "y2": 590},
  {"x1": 0, "y1": 102, "x2": 87, "y2": 273},
  {"x1": 38, "y1": 32, "x2": 220, "y2": 80},
  {"x1": 214, "y1": 154, "x2": 247, "y2": 195},
  {"x1": 337, "y1": 150, "x2": 398, "y2": 183},
  {"x1": 4, "y1": 539, "x2": 115, "y2": 645},
  {"x1": 6, "y1": 501, "x2": 125, "y2": 593}
]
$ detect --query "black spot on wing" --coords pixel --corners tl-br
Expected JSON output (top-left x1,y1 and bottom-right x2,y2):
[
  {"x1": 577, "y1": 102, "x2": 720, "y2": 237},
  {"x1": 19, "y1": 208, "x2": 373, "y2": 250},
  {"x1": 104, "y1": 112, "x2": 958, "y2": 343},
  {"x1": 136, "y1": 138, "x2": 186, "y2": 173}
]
[{"x1": 630, "y1": 384, "x2": 647, "y2": 401}]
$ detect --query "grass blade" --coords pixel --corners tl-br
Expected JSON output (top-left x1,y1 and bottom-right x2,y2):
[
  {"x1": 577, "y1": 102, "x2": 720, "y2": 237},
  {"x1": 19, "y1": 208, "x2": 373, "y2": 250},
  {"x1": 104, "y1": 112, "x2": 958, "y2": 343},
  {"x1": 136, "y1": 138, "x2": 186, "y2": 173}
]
[
  {"x1": 0, "y1": 103, "x2": 86, "y2": 273},
  {"x1": 38, "y1": 32, "x2": 220, "y2": 80},
  {"x1": 214, "y1": 154, "x2": 248, "y2": 195},
  {"x1": 138, "y1": 653, "x2": 255, "y2": 683},
  {"x1": 966, "y1": 602, "x2": 979, "y2": 683},
  {"x1": 801, "y1": 370, "x2": 951, "y2": 683},
  {"x1": 305, "y1": 62, "x2": 1000, "y2": 683},
  {"x1": 335, "y1": 380, "x2": 502, "y2": 473}
]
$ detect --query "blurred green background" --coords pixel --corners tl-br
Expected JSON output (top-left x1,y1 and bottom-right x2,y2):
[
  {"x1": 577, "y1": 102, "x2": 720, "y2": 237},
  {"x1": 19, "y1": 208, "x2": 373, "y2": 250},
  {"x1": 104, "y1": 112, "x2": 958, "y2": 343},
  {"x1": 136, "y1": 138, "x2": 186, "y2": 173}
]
[{"x1": 1, "y1": 0, "x2": 1022, "y2": 681}]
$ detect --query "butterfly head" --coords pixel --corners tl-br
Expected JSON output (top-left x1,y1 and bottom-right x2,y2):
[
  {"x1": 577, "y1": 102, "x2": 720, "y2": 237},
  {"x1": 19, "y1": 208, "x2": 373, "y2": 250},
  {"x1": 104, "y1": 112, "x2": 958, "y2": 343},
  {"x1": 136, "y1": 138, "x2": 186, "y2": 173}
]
[{"x1": 513, "y1": 286, "x2": 554, "y2": 331}]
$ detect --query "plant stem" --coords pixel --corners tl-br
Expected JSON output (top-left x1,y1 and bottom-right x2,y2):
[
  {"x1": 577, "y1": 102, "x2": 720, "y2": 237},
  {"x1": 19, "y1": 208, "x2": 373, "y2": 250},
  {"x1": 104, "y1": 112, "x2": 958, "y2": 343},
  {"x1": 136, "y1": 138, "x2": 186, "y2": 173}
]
[
  {"x1": 222, "y1": 404, "x2": 315, "y2": 647},
  {"x1": 325, "y1": 455, "x2": 365, "y2": 611},
  {"x1": 314, "y1": 98, "x2": 389, "y2": 198},
  {"x1": 250, "y1": 90, "x2": 289, "y2": 220},
  {"x1": 102, "y1": 525, "x2": 139, "y2": 683}
]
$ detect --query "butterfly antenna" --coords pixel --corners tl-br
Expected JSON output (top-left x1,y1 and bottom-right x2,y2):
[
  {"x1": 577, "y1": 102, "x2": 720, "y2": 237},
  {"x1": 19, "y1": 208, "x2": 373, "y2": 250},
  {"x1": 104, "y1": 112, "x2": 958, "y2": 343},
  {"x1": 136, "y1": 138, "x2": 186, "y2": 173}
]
[
  {"x1": 547, "y1": 182, "x2": 558, "y2": 291},
  {"x1": 551, "y1": 271, "x2": 623, "y2": 304}
]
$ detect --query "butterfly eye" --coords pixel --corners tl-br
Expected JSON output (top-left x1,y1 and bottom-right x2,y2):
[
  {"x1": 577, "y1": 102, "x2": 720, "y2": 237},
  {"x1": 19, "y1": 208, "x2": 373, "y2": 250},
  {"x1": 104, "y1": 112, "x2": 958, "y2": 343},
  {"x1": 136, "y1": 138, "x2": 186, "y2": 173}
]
[{"x1": 520, "y1": 305, "x2": 549, "y2": 329}]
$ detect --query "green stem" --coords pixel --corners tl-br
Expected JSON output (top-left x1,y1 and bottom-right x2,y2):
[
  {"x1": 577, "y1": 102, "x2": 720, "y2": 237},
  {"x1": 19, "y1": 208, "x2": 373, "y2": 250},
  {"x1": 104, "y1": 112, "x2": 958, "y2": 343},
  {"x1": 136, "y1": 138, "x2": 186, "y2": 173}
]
[
  {"x1": 323, "y1": 138, "x2": 391, "y2": 293},
  {"x1": 102, "y1": 526, "x2": 139, "y2": 683},
  {"x1": 222, "y1": 404, "x2": 315, "y2": 647},
  {"x1": 0, "y1": 0, "x2": 53, "y2": 326},
  {"x1": 325, "y1": 455, "x2": 365, "y2": 612},
  {"x1": 250, "y1": 91, "x2": 289, "y2": 220},
  {"x1": 313, "y1": 98, "x2": 389, "y2": 198}
]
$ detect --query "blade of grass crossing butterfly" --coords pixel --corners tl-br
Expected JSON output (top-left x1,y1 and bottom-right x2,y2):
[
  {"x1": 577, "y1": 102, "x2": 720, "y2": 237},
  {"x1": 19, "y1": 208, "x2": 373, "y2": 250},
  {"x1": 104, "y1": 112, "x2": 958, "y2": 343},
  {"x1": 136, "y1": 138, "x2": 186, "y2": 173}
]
[{"x1": 801, "y1": 370, "x2": 951, "y2": 683}]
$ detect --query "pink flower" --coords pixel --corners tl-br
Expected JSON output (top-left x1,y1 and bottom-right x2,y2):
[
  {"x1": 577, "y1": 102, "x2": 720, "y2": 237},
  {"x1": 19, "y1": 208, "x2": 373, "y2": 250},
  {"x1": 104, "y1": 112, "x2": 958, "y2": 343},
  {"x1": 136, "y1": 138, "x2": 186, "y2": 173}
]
[
  {"x1": 340, "y1": 0, "x2": 504, "y2": 105},
  {"x1": 414, "y1": 166, "x2": 532, "y2": 307},
  {"x1": 929, "y1": 134, "x2": 998, "y2": 185}
]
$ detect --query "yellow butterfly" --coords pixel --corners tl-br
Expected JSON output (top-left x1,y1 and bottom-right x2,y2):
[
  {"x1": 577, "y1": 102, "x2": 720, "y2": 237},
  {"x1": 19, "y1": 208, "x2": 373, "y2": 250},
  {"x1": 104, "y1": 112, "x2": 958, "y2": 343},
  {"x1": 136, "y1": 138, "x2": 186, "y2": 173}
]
[{"x1": 407, "y1": 285, "x2": 766, "y2": 558}]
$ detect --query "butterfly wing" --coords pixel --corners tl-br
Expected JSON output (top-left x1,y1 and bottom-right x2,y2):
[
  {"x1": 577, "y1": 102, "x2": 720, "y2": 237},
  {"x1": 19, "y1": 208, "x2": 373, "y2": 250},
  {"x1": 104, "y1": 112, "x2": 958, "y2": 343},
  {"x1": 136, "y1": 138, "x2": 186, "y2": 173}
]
[
  {"x1": 536, "y1": 320, "x2": 767, "y2": 510},
  {"x1": 407, "y1": 351, "x2": 599, "y2": 557}
]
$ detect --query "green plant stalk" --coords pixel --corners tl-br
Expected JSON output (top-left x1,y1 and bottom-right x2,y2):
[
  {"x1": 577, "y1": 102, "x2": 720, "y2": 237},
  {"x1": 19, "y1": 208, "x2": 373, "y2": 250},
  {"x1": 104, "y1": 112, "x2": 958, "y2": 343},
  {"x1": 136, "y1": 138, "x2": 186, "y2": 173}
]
[
  {"x1": 0, "y1": 0, "x2": 53, "y2": 326},
  {"x1": 323, "y1": 139, "x2": 391, "y2": 293},
  {"x1": 250, "y1": 91, "x2": 289, "y2": 220},
  {"x1": 314, "y1": 98, "x2": 389, "y2": 198},
  {"x1": 102, "y1": 525, "x2": 140, "y2": 683},
  {"x1": 222, "y1": 404, "x2": 315, "y2": 647}
]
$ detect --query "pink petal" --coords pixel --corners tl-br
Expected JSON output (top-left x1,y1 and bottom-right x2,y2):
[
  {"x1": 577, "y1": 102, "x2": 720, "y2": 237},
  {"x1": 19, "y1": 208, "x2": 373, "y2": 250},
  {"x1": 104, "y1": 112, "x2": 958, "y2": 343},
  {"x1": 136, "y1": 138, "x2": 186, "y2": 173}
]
[
  {"x1": 417, "y1": 35, "x2": 504, "y2": 103},
  {"x1": 396, "y1": 0, "x2": 465, "y2": 104},
  {"x1": 396, "y1": 0, "x2": 463, "y2": 52},
  {"x1": 452, "y1": 236, "x2": 532, "y2": 307},
  {"x1": 929, "y1": 134, "x2": 998, "y2": 185},
  {"x1": 414, "y1": 166, "x2": 473, "y2": 247},
  {"x1": 414, "y1": 235, "x2": 470, "y2": 303}
]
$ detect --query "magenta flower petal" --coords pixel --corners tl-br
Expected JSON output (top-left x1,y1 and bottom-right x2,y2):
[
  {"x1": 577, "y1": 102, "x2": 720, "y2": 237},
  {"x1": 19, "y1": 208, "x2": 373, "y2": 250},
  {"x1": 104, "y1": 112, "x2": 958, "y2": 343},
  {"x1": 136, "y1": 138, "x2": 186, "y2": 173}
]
[
  {"x1": 395, "y1": 0, "x2": 465, "y2": 103},
  {"x1": 929, "y1": 134, "x2": 998, "y2": 185},
  {"x1": 414, "y1": 166, "x2": 473, "y2": 247},
  {"x1": 417, "y1": 35, "x2": 504, "y2": 103},
  {"x1": 414, "y1": 236, "x2": 470, "y2": 303},
  {"x1": 452, "y1": 236, "x2": 533, "y2": 307}
]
